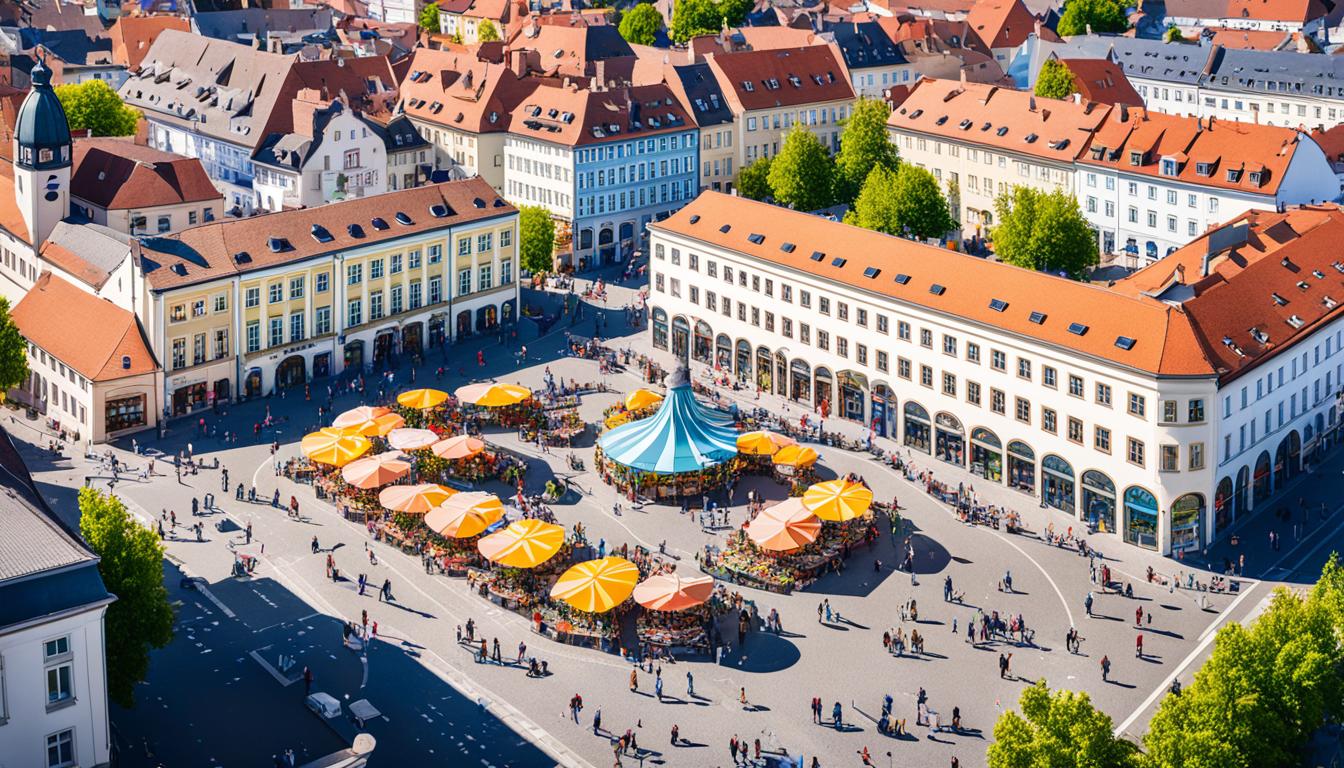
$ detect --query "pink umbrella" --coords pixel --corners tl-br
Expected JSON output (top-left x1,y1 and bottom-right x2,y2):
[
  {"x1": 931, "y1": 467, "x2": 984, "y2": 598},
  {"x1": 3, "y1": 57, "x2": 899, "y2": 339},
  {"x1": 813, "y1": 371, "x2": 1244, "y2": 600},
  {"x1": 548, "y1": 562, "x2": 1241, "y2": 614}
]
[
  {"x1": 632, "y1": 573, "x2": 715, "y2": 611},
  {"x1": 388, "y1": 428, "x2": 439, "y2": 451},
  {"x1": 340, "y1": 450, "x2": 410, "y2": 489}
]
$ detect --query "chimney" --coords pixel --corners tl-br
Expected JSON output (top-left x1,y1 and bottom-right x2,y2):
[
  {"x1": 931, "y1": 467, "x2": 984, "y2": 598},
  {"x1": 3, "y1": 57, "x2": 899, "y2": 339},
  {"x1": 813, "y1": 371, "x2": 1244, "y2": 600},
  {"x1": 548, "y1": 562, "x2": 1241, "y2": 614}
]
[
  {"x1": 959, "y1": 67, "x2": 967, "y2": 87},
  {"x1": 1028, "y1": 95, "x2": 1037, "y2": 111},
  {"x1": 595, "y1": 59, "x2": 606, "y2": 88},
  {"x1": 1072, "y1": 92, "x2": 1081, "y2": 104},
  {"x1": 510, "y1": 47, "x2": 528, "y2": 77},
  {"x1": 1119, "y1": 103, "x2": 1129, "y2": 122}
]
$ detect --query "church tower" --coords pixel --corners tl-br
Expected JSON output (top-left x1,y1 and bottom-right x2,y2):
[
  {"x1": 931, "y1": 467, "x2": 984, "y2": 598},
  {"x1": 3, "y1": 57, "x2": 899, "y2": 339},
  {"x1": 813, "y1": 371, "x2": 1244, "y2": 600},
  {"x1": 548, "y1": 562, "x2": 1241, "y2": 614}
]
[{"x1": 13, "y1": 59, "x2": 71, "y2": 247}]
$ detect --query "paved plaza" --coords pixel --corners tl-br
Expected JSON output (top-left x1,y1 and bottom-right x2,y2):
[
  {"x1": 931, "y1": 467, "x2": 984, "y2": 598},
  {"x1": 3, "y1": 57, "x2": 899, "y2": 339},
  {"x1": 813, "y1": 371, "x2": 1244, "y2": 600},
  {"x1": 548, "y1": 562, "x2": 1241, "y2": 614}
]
[{"x1": 18, "y1": 268, "x2": 1344, "y2": 768}]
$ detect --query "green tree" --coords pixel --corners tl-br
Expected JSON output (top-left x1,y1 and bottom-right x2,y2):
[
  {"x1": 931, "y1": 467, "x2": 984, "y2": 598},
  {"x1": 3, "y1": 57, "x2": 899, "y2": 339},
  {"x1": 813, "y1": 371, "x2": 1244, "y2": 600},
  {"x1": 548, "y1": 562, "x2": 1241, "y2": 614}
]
[
  {"x1": 737, "y1": 156, "x2": 773, "y2": 201},
  {"x1": 1034, "y1": 59, "x2": 1076, "y2": 100},
  {"x1": 618, "y1": 3, "x2": 663, "y2": 45},
  {"x1": 669, "y1": 0, "x2": 720, "y2": 42},
  {"x1": 417, "y1": 1, "x2": 440, "y2": 32},
  {"x1": 717, "y1": 0, "x2": 753, "y2": 26},
  {"x1": 833, "y1": 97, "x2": 899, "y2": 204},
  {"x1": 477, "y1": 19, "x2": 500, "y2": 41},
  {"x1": 78, "y1": 488, "x2": 174, "y2": 709},
  {"x1": 1145, "y1": 561, "x2": 1344, "y2": 768},
  {"x1": 846, "y1": 164, "x2": 955, "y2": 240},
  {"x1": 767, "y1": 127, "x2": 834, "y2": 212},
  {"x1": 991, "y1": 186, "x2": 1098, "y2": 278},
  {"x1": 1057, "y1": 0, "x2": 1128, "y2": 36},
  {"x1": 988, "y1": 680, "x2": 1140, "y2": 768},
  {"x1": 55, "y1": 80, "x2": 139, "y2": 137},
  {"x1": 1164, "y1": 24, "x2": 1185, "y2": 42},
  {"x1": 519, "y1": 205, "x2": 556, "y2": 275},
  {"x1": 0, "y1": 298, "x2": 29, "y2": 393}
]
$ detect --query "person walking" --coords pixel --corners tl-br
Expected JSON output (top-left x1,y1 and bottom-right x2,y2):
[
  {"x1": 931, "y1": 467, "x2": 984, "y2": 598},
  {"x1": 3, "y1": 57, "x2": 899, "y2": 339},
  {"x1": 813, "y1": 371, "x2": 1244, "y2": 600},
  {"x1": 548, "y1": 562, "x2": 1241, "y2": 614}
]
[
  {"x1": 729, "y1": 735, "x2": 739, "y2": 764},
  {"x1": 1084, "y1": 591, "x2": 1094, "y2": 617},
  {"x1": 655, "y1": 675, "x2": 664, "y2": 701},
  {"x1": 686, "y1": 670, "x2": 694, "y2": 697},
  {"x1": 833, "y1": 701, "x2": 843, "y2": 729},
  {"x1": 592, "y1": 707, "x2": 602, "y2": 735},
  {"x1": 670, "y1": 724, "x2": 679, "y2": 745},
  {"x1": 630, "y1": 668, "x2": 639, "y2": 692},
  {"x1": 998, "y1": 652, "x2": 1009, "y2": 679},
  {"x1": 1101, "y1": 655, "x2": 1111, "y2": 682},
  {"x1": 1136, "y1": 634, "x2": 1144, "y2": 658}
]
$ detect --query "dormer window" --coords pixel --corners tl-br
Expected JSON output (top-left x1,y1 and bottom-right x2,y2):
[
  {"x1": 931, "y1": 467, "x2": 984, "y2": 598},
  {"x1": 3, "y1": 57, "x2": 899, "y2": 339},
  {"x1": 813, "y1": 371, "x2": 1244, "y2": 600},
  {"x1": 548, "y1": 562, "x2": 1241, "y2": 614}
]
[
  {"x1": 1195, "y1": 162, "x2": 1212, "y2": 176},
  {"x1": 1160, "y1": 158, "x2": 1179, "y2": 176},
  {"x1": 1226, "y1": 168, "x2": 1242, "y2": 182},
  {"x1": 1248, "y1": 171, "x2": 1263, "y2": 186},
  {"x1": 1128, "y1": 150, "x2": 1143, "y2": 166}
]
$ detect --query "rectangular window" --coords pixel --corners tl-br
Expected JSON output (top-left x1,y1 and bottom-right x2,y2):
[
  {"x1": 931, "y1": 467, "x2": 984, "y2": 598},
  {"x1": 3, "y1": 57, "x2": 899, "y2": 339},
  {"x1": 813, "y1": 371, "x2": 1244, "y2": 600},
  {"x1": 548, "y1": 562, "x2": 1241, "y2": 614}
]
[
  {"x1": 1017, "y1": 358, "x2": 1031, "y2": 380},
  {"x1": 1188, "y1": 399, "x2": 1205, "y2": 422},
  {"x1": 315, "y1": 306, "x2": 331, "y2": 336},
  {"x1": 1095, "y1": 426, "x2": 1111, "y2": 453},
  {"x1": 1160, "y1": 444, "x2": 1179, "y2": 472},
  {"x1": 920, "y1": 328, "x2": 933, "y2": 348},
  {"x1": 1096, "y1": 383, "x2": 1112, "y2": 406},
  {"x1": 290, "y1": 312, "x2": 304, "y2": 342},
  {"x1": 369, "y1": 291, "x2": 383, "y2": 320},
  {"x1": 897, "y1": 321, "x2": 910, "y2": 340},
  {"x1": 45, "y1": 636, "x2": 73, "y2": 708},
  {"x1": 898, "y1": 358, "x2": 911, "y2": 380},
  {"x1": 1015, "y1": 396, "x2": 1030, "y2": 423},
  {"x1": 347, "y1": 263, "x2": 362, "y2": 285},
  {"x1": 1189, "y1": 442, "x2": 1205, "y2": 470},
  {"x1": 942, "y1": 372, "x2": 956, "y2": 396},
  {"x1": 943, "y1": 335, "x2": 957, "y2": 356},
  {"x1": 1128, "y1": 393, "x2": 1147, "y2": 418},
  {"x1": 991, "y1": 350, "x2": 1006, "y2": 371},
  {"x1": 876, "y1": 350, "x2": 889, "y2": 372},
  {"x1": 390, "y1": 253, "x2": 403, "y2": 274},
  {"x1": 967, "y1": 381, "x2": 981, "y2": 406},
  {"x1": 1043, "y1": 366, "x2": 1056, "y2": 388},
  {"x1": 1069, "y1": 375, "x2": 1084, "y2": 398},
  {"x1": 1042, "y1": 407, "x2": 1057, "y2": 433},
  {"x1": 990, "y1": 388, "x2": 1005, "y2": 415},
  {"x1": 967, "y1": 343, "x2": 980, "y2": 364},
  {"x1": 920, "y1": 365, "x2": 933, "y2": 387},
  {"x1": 428, "y1": 277, "x2": 442, "y2": 304},
  {"x1": 369, "y1": 259, "x2": 384, "y2": 280},
  {"x1": 268, "y1": 317, "x2": 283, "y2": 347},
  {"x1": 289, "y1": 276, "x2": 304, "y2": 299},
  {"x1": 245, "y1": 287, "x2": 259, "y2": 308},
  {"x1": 459, "y1": 269, "x2": 472, "y2": 296},
  {"x1": 46, "y1": 729, "x2": 75, "y2": 768},
  {"x1": 348, "y1": 299, "x2": 362, "y2": 327},
  {"x1": 246, "y1": 322, "x2": 259, "y2": 353},
  {"x1": 315, "y1": 273, "x2": 329, "y2": 293},
  {"x1": 1162, "y1": 400, "x2": 1178, "y2": 423},
  {"x1": 1128, "y1": 438, "x2": 1146, "y2": 467},
  {"x1": 408, "y1": 250, "x2": 422, "y2": 269},
  {"x1": 1067, "y1": 417, "x2": 1084, "y2": 443},
  {"x1": 268, "y1": 283, "x2": 283, "y2": 303}
]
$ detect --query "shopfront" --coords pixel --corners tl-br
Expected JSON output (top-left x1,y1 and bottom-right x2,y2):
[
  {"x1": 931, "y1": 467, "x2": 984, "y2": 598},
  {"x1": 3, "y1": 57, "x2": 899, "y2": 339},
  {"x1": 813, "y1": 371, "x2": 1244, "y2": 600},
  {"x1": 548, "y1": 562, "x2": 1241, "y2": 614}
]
[
  {"x1": 775, "y1": 353, "x2": 787, "y2": 398},
  {"x1": 373, "y1": 330, "x2": 395, "y2": 366},
  {"x1": 652, "y1": 309, "x2": 668, "y2": 350},
  {"x1": 344, "y1": 340, "x2": 365, "y2": 373},
  {"x1": 171, "y1": 382, "x2": 207, "y2": 416},
  {"x1": 735, "y1": 341, "x2": 751, "y2": 382},
  {"x1": 934, "y1": 412, "x2": 964, "y2": 466},
  {"x1": 1007, "y1": 440, "x2": 1035, "y2": 494},
  {"x1": 871, "y1": 384, "x2": 897, "y2": 438},
  {"x1": 402, "y1": 321, "x2": 423, "y2": 356},
  {"x1": 756, "y1": 347, "x2": 773, "y2": 391},
  {"x1": 838, "y1": 371, "x2": 866, "y2": 422},
  {"x1": 1081, "y1": 470, "x2": 1116, "y2": 534},
  {"x1": 478, "y1": 304, "x2": 498, "y2": 331},
  {"x1": 790, "y1": 360, "x2": 811, "y2": 403},
  {"x1": 1042, "y1": 455, "x2": 1076, "y2": 516},
  {"x1": 456, "y1": 310, "x2": 472, "y2": 339},
  {"x1": 692, "y1": 321, "x2": 713, "y2": 363},
  {"x1": 1170, "y1": 493, "x2": 1204, "y2": 552},
  {"x1": 244, "y1": 368, "x2": 263, "y2": 398},
  {"x1": 1214, "y1": 477, "x2": 1233, "y2": 532},
  {"x1": 276, "y1": 355, "x2": 306, "y2": 389},
  {"x1": 213, "y1": 378, "x2": 230, "y2": 404},
  {"x1": 814, "y1": 367, "x2": 833, "y2": 414},
  {"x1": 1124, "y1": 486, "x2": 1159, "y2": 550},
  {"x1": 429, "y1": 315, "x2": 446, "y2": 348},
  {"x1": 714, "y1": 335, "x2": 731, "y2": 372},
  {"x1": 105, "y1": 394, "x2": 146, "y2": 434},
  {"x1": 313, "y1": 352, "x2": 331, "y2": 379},
  {"x1": 970, "y1": 427, "x2": 1002, "y2": 482},
  {"x1": 1253, "y1": 451, "x2": 1271, "y2": 502},
  {"x1": 671, "y1": 316, "x2": 690, "y2": 362},
  {"x1": 904, "y1": 401, "x2": 931, "y2": 453}
]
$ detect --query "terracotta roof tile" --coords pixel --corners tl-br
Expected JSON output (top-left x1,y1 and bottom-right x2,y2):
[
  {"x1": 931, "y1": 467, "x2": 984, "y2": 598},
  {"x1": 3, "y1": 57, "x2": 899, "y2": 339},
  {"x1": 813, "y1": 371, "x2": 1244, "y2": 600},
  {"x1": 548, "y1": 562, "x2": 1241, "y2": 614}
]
[
  {"x1": 12, "y1": 271, "x2": 158, "y2": 382},
  {"x1": 108, "y1": 14, "x2": 189, "y2": 70},
  {"x1": 965, "y1": 0, "x2": 1036, "y2": 49},
  {"x1": 705, "y1": 46, "x2": 854, "y2": 112},
  {"x1": 138, "y1": 178, "x2": 515, "y2": 291},
  {"x1": 887, "y1": 78, "x2": 1110, "y2": 162},
  {"x1": 652, "y1": 192, "x2": 1215, "y2": 377},
  {"x1": 1058, "y1": 57, "x2": 1143, "y2": 107},
  {"x1": 71, "y1": 138, "x2": 220, "y2": 210}
]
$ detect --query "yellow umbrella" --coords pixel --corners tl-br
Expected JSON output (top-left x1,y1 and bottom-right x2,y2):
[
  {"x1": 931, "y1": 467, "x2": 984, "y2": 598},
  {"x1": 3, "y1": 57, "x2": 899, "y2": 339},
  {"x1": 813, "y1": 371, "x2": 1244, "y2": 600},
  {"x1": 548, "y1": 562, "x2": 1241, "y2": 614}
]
[
  {"x1": 477, "y1": 519, "x2": 565, "y2": 568},
  {"x1": 455, "y1": 382, "x2": 531, "y2": 407},
  {"x1": 340, "y1": 450, "x2": 411, "y2": 489},
  {"x1": 342, "y1": 412, "x2": 406, "y2": 438},
  {"x1": 737, "y1": 430, "x2": 798, "y2": 456},
  {"x1": 772, "y1": 444, "x2": 819, "y2": 467},
  {"x1": 432, "y1": 434, "x2": 486, "y2": 460},
  {"x1": 379, "y1": 483, "x2": 456, "y2": 514},
  {"x1": 802, "y1": 478, "x2": 874, "y2": 522},
  {"x1": 624, "y1": 388, "x2": 664, "y2": 411},
  {"x1": 397, "y1": 388, "x2": 449, "y2": 410},
  {"x1": 549, "y1": 557, "x2": 639, "y2": 613},
  {"x1": 300, "y1": 428, "x2": 370, "y2": 468},
  {"x1": 424, "y1": 493, "x2": 505, "y2": 538},
  {"x1": 332, "y1": 405, "x2": 391, "y2": 429},
  {"x1": 747, "y1": 498, "x2": 821, "y2": 552}
]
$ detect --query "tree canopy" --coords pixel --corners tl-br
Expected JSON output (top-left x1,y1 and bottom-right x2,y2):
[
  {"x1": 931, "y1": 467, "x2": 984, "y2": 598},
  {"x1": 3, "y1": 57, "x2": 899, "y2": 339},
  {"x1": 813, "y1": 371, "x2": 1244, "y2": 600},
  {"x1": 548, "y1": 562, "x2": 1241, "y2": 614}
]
[
  {"x1": 669, "y1": 0, "x2": 750, "y2": 42},
  {"x1": 846, "y1": 164, "x2": 955, "y2": 240},
  {"x1": 833, "y1": 97, "x2": 899, "y2": 205},
  {"x1": 477, "y1": 19, "x2": 500, "y2": 41},
  {"x1": 988, "y1": 680, "x2": 1140, "y2": 768},
  {"x1": 1035, "y1": 59, "x2": 1076, "y2": 100},
  {"x1": 417, "y1": 1, "x2": 440, "y2": 32},
  {"x1": 55, "y1": 80, "x2": 139, "y2": 137},
  {"x1": 78, "y1": 488, "x2": 174, "y2": 709},
  {"x1": 618, "y1": 3, "x2": 663, "y2": 45},
  {"x1": 519, "y1": 205, "x2": 556, "y2": 275},
  {"x1": 767, "y1": 128, "x2": 835, "y2": 212},
  {"x1": 1057, "y1": 0, "x2": 1128, "y2": 36},
  {"x1": 991, "y1": 186, "x2": 1099, "y2": 279},
  {"x1": 0, "y1": 298, "x2": 28, "y2": 393},
  {"x1": 737, "y1": 156, "x2": 773, "y2": 201}
]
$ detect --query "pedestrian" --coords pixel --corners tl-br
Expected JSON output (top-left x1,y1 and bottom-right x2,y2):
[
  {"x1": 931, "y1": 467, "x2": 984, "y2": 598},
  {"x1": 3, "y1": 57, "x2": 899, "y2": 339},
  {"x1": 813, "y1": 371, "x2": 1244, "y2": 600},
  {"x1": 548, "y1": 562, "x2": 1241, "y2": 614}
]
[
  {"x1": 630, "y1": 668, "x2": 638, "y2": 692},
  {"x1": 730, "y1": 735, "x2": 739, "y2": 764},
  {"x1": 686, "y1": 670, "x2": 694, "y2": 697},
  {"x1": 517, "y1": 640, "x2": 526, "y2": 664},
  {"x1": 740, "y1": 686, "x2": 748, "y2": 709},
  {"x1": 380, "y1": 579, "x2": 392, "y2": 602},
  {"x1": 492, "y1": 638, "x2": 501, "y2": 663},
  {"x1": 311, "y1": 535, "x2": 319, "y2": 554},
  {"x1": 998, "y1": 652, "x2": 1008, "y2": 679},
  {"x1": 1084, "y1": 591, "x2": 1094, "y2": 616},
  {"x1": 245, "y1": 520, "x2": 253, "y2": 544},
  {"x1": 1136, "y1": 634, "x2": 1144, "y2": 658},
  {"x1": 655, "y1": 675, "x2": 663, "y2": 700},
  {"x1": 593, "y1": 707, "x2": 602, "y2": 735},
  {"x1": 817, "y1": 601, "x2": 824, "y2": 623},
  {"x1": 1101, "y1": 654, "x2": 1111, "y2": 682},
  {"x1": 832, "y1": 700, "x2": 844, "y2": 729},
  {"x1": 303, "y1": 666, "x2": 313, "y2": 695}
]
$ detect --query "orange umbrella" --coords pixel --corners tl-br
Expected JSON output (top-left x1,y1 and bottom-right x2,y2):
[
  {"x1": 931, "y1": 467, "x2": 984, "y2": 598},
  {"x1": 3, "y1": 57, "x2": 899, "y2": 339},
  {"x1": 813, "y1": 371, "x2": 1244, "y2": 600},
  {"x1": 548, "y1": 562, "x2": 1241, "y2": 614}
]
[
  {"x1": 425, "y1": 492, "x2": 505, "y2": 538},
  {"x1": 396, "y1": 388, "x2": 449, "y2": 410},
  {"x1": 771, "y1": 444, "x2": 819, "y2": 467},
  {"x1": 340, "y1": 450, "x2": 410, "y2": 489},
  {"x1": 343, "y1": 412, "x2": 406, "y2": 437},
  {"x1": 432, "y1": 434, "x2": 486, "y2": 460},
  {"x1": 301, "y1": 428, "x2": 370, "y2": 468},
  {"x1": 747, "y1": 498, "x2": 821, "y2": 552},
  {"x1": 737, "y1": 430, "x2": 797, "y2": 456},
  {"x1": 478, "y1": 519, "x2": 565, "y2": 568},
  {"x1": 332, "y1": 405, "x2": 391, "y2": 429},
  {"x1": 379, "y1": 483, "x2": 456, "y2": 514},
  {"x1": 550, "y1": 557, "x2": 640, "y2": 612},
  {"x1": 455, "y1": 382, "x2": 531, "y2": 407},
  {"x1": 632, "y1": 573, "x2": 715, "y2": 612}
]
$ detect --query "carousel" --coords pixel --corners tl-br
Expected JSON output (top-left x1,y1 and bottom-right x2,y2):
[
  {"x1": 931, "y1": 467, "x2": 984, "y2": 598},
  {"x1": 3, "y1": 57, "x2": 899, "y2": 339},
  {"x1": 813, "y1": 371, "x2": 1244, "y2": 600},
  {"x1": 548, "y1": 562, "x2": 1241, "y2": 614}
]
[{"x1": 596, "y1": 366, "x2": 739, "y2": 500}]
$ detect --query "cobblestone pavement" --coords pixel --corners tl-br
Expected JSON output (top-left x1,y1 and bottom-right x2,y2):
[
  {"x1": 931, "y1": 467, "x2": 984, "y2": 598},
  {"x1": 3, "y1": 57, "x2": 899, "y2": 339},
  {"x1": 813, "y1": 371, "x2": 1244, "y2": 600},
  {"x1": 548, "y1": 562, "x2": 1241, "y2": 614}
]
[{"x1": 18, "y1": 267, "x2": 1344, "y2": 767}]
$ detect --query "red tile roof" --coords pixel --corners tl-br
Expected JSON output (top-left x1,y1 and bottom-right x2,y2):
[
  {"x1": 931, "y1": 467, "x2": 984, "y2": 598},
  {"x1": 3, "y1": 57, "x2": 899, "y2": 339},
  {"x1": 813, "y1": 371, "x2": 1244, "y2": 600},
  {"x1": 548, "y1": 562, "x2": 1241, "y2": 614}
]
[
  {"x1": 71, "y1": 138, "x2": 219, "y2": 210},
  {"x1": 965, "y1": 0, "x2": 1036, "y2": 49},
  {"x1": 705, "y1": 46, "x2": 854, "y2": 112},
  {"x1": 108, "y1": 14, "x2": 189, "y2": 70},
  {"x1": 652, "y1": 192, "x2": 1216, "y2": 376},
  {"x1": 137, "y1": 178, "x2": 515, "y2": 291},
  {"x1": 12, "y1": 272, "x2": 158, "y2": 382},
  {"x1": 1058, "y1": 57, "x2": 1143, "y2": 107},
  {"x1": 887, "y1": 78, "x2": 1110, "y2": 163},
  {"x1": 510, "y1": 81, "x2": 694, "y2": 147},
  {"x1": 1079, "y1": 109, "x2": 1304, "y2": 196}
]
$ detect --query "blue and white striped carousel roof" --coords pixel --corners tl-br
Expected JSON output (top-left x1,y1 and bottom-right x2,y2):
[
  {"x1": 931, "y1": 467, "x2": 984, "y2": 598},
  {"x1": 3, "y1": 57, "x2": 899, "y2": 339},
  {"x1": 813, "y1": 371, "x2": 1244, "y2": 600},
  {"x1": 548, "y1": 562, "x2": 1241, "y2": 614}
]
[{"x1": 598, "y1": 367, "x2": 738, "y2": 474}]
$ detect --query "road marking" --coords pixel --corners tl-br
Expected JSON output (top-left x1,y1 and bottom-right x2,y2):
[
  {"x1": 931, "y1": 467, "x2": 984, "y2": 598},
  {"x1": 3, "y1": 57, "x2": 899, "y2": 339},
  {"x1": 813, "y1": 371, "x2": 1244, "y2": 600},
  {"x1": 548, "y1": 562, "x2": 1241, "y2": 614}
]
[
  {"x1": 196, "y1": 582, "x2": 236, "y2": 619},
  {"x1": 1263, "y1": 501, "x2": 1344, "y2": 580},
  {"x1": 249, "y1": 648, "x2": 295, "y2": 686},
  {"x1": 1113, "y1": 579, "x2": 1259, "y2": 737}
]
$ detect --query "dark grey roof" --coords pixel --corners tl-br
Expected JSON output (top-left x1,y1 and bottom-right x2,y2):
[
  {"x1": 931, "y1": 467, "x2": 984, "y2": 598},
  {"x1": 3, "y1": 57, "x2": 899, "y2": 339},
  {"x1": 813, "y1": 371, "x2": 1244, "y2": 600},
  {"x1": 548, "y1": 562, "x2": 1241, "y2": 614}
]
[
  {"x1": 18, "y1": 27, "x2": 113, "y2": 66},
  {"x1": 15, "y1": 60, "x2": 71, "y2": 169},
  {"x1": 824, "y1": 21, "x2": 908, "y2": 70},
  {"x1": 193, "y1": 7, "x2": 333, "y2": 43},
  {"x1": 1043, "y1": 35, "x2": 1212, "y2": 85},
  {"x1": 373, "y1": 114, "x2": 429, "y2": 154},
  {"x1": 671, "y1": 62, "x2": 733, "y2": 128},
  {"x1": 1203, "y1": 46, "x2": 1344, "y2": 98},
  {"x1": 582, "y1": 26, "x2": 636, "y2": 60}
]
